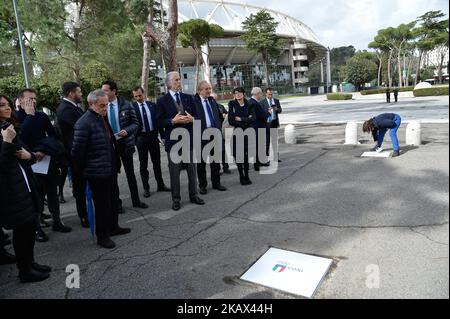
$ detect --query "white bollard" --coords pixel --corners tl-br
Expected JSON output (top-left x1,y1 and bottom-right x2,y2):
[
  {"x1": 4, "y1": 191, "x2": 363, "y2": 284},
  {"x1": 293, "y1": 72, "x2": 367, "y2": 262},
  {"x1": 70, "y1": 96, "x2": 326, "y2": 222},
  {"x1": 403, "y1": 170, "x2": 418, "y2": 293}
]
[
  {"x1": 284, "y1": 124, "x2": 296, "y2": 144},
  {"x1": 345, "y1": 121, "x2": 358, "y2": 145},
  {"x1": 406, "y1": 121, "x2": 422, "y2": 146}
]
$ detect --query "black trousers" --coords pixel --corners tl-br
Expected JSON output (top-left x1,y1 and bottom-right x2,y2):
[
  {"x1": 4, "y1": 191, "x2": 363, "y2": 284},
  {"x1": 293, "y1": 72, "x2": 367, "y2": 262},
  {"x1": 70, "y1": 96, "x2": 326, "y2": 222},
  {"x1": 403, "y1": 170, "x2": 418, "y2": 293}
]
[
  {"x1": 13, "y1": 220, "x2": 36, "y2": 272},
  {"x1": 87, "y1": 176, "x2": 119, "y2": 240},
  {"x1": 36, "y1": 159, "x2": 61, "y2": 223},
  {"x1": 136, "y1": 132, "x2": 164, "y2": 191},
  {"x1": 386, "y1": 94, "x2": 391, "y2": 103},
  {"x1": 118, "y1": 149, "x2": 141, "y2": 206},
  {"x1": 167, "y1": 151, "x2": 198, "y2": 202},
  {"x1": 70, "y1": 160, "x2": 87, "y2": 221},
  {"x1": 197, "y1": 141, "x2": 221, "y2": 188}
]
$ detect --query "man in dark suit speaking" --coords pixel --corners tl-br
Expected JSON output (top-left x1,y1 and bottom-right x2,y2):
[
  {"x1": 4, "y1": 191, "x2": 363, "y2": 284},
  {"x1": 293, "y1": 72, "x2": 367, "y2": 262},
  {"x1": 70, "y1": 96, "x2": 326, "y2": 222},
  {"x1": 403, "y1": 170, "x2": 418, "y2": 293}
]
[
  {"x1": 155, "y1": 72, "x2": 205, "y2": 211},
  {"x1": 132, "y1": 86, "x2": 170, "y2": 198}
]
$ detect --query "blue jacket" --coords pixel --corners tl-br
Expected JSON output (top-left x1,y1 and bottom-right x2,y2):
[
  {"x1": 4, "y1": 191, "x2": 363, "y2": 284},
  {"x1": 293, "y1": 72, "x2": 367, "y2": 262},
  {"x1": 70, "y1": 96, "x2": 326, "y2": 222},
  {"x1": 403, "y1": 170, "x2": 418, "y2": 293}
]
[
  {"x1": 71, "y1": 109, "x2": 120, "y2": 178},
  {"x1": 155, "y1": 92, "x2": 198, "y2": 153},
  {"x1": 228, "y1": 99, "x2": 256, "y2": 129},
  {"x1": 16, "y1": 108, "x2": 56, "y2": 150},
  {"x1": 372, "y1": 113, "x2": 400, "y2": 142},
  {"x1": 109, "y1": 97, "x2": 139, "y2": 154},
  {"x1": 249, "y1": 98, "x2": 271, "y2": 129},
  {"x1": 132, "y1": 100, "x2": 163, "y2": 138}
]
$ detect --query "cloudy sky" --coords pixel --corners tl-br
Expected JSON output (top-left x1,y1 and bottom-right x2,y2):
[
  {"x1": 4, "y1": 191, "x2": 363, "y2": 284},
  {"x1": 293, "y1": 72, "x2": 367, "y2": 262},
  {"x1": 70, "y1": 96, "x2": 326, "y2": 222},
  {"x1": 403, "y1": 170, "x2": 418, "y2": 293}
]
[{"x1": 248, "y1": 0, "x2": 449, "y2": 50}]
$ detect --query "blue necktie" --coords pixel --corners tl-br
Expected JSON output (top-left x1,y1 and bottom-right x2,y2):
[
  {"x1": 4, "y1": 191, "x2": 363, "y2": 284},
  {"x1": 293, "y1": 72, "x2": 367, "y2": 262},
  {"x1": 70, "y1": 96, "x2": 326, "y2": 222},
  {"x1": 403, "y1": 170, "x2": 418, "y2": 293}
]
[
  {"x1": 204, "y1": 99, "x2": 217, "y2": 128},
  {"x1": 141, "y1": 103, "x2": 152, "y2": 132},
  {"x1": 109, "y1": 103, "x2": 119, "y2": 133}
]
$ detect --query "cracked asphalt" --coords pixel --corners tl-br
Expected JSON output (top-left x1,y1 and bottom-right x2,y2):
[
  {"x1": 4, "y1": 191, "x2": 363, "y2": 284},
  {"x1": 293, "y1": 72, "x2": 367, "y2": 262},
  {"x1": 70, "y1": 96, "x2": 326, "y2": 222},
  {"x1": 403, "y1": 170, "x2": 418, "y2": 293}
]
[{"x1": 0, "y1": 100, "x2": 448, "y2": 299}]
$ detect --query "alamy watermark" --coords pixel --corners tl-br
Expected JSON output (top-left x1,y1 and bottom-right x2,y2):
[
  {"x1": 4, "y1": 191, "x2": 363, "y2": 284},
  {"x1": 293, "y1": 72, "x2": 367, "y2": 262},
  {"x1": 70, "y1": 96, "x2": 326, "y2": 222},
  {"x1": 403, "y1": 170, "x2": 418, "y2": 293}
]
[{"x1": 168, "y1": 120, "x2": 279, "y2": 174}]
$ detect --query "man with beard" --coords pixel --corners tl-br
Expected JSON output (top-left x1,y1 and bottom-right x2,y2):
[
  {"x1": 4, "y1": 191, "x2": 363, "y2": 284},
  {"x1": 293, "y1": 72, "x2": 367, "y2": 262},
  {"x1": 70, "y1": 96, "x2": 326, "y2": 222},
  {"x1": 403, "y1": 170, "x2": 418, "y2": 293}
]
[{"x1": 56, "y1": 82, "x2": 88, "y2": 228}]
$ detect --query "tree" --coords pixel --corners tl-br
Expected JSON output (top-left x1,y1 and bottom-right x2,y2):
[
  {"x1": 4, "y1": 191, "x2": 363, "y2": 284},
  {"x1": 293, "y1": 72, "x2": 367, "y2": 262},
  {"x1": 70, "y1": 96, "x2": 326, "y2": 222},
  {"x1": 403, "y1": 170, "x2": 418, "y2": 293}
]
[
  {"x1": 412, "y1": 11, "x2": 448, "y2": 84},
  {"x1": 240, "y1": 10, "x2": 286, "y2": 87},
  {"x1": 178, "y1": 19, "x2": 223, "y2": 86},
  {"x1": 330, "y1": 46, "x2": 356, "y2": 84},
  {"x1": 343, "y1": 51, "x2": 378, "y2": 90},
  {"x1": 144, "y1": 0, "x2": 178, "y2": 72}
]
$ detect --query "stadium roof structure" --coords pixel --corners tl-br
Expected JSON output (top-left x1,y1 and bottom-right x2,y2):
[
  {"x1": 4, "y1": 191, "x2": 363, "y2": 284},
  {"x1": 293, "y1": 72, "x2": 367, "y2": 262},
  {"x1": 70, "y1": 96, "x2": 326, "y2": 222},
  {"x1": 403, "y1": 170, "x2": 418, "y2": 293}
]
[{"x1": 171, "y1": 0, "x2": 328, "y2": 66}]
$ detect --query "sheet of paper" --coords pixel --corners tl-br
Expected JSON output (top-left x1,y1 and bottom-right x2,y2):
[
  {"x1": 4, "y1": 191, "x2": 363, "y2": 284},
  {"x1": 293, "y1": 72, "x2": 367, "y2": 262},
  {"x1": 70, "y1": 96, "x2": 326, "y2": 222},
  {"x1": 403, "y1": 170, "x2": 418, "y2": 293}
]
[
  {"x1": 361, "y1": 151, "x2": 391, "y2": 158},
  {"x1": 31, "y1": 155, "x2": 51, "y2": 174}
]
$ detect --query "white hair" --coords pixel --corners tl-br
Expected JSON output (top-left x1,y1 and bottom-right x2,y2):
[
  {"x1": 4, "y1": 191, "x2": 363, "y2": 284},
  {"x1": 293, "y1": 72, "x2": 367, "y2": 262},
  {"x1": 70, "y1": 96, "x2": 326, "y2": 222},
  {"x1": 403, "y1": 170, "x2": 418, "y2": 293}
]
[
  {"x1": 87, "y1": 89, "x2": 107, "y2": 104},
  {"x1": 165, "y1": 71, "x2": 180, "y2": 89},
  {"x1": 251, "y1": 87, "x2": 262, "y2": 97}
]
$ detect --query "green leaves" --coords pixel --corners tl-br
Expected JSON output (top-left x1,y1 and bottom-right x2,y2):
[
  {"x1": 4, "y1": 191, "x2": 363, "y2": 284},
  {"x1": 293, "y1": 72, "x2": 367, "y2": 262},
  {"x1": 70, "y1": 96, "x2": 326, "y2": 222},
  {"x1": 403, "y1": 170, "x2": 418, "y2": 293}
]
[
  {"x1": 178, "y1": 19, "x2": 223, "y2": 48},
  {"x1": 343, "y1": 52, "x2": 378, "y2": 89}
]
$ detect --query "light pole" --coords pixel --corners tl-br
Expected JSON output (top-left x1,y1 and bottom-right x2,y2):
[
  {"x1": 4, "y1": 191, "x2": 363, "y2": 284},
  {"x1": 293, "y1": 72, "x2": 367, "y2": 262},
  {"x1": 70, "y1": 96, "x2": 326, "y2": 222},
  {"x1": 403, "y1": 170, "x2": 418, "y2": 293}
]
[{"x1": 12, "y1": 0, "x2": 31, "y2": 88}]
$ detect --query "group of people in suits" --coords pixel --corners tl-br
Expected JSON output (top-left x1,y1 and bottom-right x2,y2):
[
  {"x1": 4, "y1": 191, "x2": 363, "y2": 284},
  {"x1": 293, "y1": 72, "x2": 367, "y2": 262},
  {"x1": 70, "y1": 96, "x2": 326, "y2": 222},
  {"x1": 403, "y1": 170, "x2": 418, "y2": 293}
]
[{"x1": 0, "y1": 71, "x2": 283, "y2": 283}]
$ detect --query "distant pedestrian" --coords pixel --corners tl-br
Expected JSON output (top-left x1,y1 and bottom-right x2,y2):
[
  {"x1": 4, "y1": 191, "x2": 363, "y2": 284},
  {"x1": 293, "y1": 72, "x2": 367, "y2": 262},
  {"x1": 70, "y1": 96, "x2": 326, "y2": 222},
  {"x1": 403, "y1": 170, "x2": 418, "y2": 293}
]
[
  {"x1": 394, "y1": 87, "x2": 399, "y2": 103},
  {"x1": 386, "y1": 87, "x2": 391, "y2": 103}
]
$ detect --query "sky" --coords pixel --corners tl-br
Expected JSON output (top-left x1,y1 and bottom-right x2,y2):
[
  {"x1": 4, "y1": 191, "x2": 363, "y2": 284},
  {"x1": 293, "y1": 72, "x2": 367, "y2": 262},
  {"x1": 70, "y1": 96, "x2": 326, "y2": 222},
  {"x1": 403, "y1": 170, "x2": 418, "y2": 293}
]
[{"x1": 248, "y1": 0, "x2": 449, "y2": 50}]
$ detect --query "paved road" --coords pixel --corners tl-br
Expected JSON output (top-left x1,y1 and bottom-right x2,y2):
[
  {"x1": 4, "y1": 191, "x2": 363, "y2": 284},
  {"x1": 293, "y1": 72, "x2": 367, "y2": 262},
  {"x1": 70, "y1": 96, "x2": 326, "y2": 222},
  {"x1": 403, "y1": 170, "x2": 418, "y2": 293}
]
[
  {"x1": 1, "y1": 121, "x2": 447, "y2": 299},
  {"x1": 279, "y1": 92, "x2": 449, "y2": 124}
]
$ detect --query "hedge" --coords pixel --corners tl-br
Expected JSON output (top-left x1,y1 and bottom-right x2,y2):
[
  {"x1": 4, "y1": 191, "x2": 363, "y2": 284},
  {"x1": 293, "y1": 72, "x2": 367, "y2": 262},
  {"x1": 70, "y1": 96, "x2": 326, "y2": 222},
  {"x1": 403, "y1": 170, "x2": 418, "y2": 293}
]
[
  {"x1": 413, "y1": 86, "x2": 449, "y2": 97},
  {"x1": 360, "y1": 86, "x2": 415, "y2": 95},
  {"x1": 327, "y1": 93, "x2": 353, "y2": 100}
]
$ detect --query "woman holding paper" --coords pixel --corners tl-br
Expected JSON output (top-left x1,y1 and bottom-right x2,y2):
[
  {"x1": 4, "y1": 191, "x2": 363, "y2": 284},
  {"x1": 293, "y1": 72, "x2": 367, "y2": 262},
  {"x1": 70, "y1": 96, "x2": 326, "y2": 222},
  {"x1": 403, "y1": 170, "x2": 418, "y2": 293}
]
[
  {"x1": 0, "y1": 94, "x2": 51, "y2": 283},
  {"x1": 362, "y1": 113, "x2": 402, "y2": 157}
]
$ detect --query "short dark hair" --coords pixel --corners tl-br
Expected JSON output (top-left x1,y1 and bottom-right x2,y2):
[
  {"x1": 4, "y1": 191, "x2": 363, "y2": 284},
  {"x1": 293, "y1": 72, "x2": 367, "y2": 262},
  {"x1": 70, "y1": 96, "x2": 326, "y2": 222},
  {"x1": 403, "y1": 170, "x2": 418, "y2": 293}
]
[
  {"x1": 132, "y1": 86, "x2": 144, "y2": 93},
  {"x1": 62, "y1": 82, "x2": 80, "y2": 97},
  {"x1": 265, "y1": 87, "x2": 273, "y2": 93},
  {"x1": 17, "y1": 88, "x2": 37, "y2": 98},
  {"x1": 102, "y1": 80, "x2": 118, "y2": 93},
  {"x1": 0, "y1": 94, "x2": 12, "y2": 107},
  {"x1": 232, "y1": 87, "x2": 245, "y2": 94}
]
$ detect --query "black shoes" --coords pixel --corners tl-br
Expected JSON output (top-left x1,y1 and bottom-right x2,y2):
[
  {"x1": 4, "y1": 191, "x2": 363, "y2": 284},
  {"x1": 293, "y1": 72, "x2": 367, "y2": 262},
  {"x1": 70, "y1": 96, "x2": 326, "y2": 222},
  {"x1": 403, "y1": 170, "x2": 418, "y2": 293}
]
[
  {"x1": 133, "y1": 202, "x2": 149, "y2": 209},
  {"x1": 36, "y1": 229, "x2": 49, "y2": 242},
  {"x1": 213, "y1": 184, "x2": 227, "y2": 191},
  {"x1": 31, "y1": 262, "x2": 52, "y2": 273},
  {"x1": 190, "y1": 196, "x2": 205, "y2": 205},
  {"x1": 52, "y1": 221, "x2": 72, "y2": 233},
  {"x1": 110, "y1": 227, "x2": 131, "y2": 237},
  {"x1": 254, "y1": 164, "x2": 260, "y2": 171},
  {"x1": 80, "y1": 218, "x2": 90, "y2": 228},
  {"x1": 172, "y1": 201, "x2": 181, "y2": 211},
  {"x1": 59, "y1": 194, "x2": 66, "y2": 204},
  {"x1": 157, "y1": 185, "x2": 171, "y2": 192},
  {"x1": 222, "y1": 168, "x2": 232, "y2": 174},
  {"x1": 0, "y1": 249, "x2": 16, "y2": 265},
  {"x1": 19, "y1": 269, "x2": 50, "y2": 283},
  {"x1": 199, "y1": 187, "x2": 208, "y2": 195},
  {"x1": 392, "y1": 151, "x2": 400, "y2": 157},
  {"x1": 240, "y1": 177, "x2": 252, "y2": 186},
  {"x1": 143, "y1": 189, "x2": 151, "y2": 198},
  {"x1": 97, "y1": 238, "x2": 116, "y2": 249}
]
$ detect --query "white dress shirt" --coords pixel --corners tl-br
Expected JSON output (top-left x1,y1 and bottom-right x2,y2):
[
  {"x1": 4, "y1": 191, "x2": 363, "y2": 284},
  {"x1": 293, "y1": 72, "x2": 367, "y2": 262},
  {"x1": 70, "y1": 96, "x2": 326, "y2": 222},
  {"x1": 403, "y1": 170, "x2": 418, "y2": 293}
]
[{"x1": 138, "y1": 101, "x2": 154, "y2": 132}]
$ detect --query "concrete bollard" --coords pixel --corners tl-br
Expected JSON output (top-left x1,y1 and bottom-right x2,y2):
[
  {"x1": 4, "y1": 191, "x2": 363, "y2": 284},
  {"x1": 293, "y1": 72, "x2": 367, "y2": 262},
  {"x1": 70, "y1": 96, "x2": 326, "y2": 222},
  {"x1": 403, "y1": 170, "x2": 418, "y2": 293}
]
[
  {"x1": 406, "y1": 121, "x2": 422, "y2": 146},
  {"x1": 345, "y1": 121, "x2": 358, "y2": 145},
  {"x1": 284, "y1": 124, "x2": 296, "y2": 144}
]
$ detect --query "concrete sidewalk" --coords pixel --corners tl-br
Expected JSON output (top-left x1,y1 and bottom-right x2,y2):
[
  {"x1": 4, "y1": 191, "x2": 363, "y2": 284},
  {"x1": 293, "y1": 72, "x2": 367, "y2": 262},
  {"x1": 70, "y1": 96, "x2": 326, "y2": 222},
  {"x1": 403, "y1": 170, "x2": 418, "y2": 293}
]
[{"x1": 0, "y1": 123, "x2": 447, "y2": 299}]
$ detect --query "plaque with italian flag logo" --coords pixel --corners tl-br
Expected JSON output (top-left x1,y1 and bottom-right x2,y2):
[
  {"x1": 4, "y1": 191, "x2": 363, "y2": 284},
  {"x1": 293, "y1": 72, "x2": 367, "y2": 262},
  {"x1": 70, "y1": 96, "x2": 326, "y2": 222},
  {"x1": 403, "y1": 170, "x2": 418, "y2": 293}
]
[{"x1": 240, "y1": 247, "x2": 333, "y2": 298}]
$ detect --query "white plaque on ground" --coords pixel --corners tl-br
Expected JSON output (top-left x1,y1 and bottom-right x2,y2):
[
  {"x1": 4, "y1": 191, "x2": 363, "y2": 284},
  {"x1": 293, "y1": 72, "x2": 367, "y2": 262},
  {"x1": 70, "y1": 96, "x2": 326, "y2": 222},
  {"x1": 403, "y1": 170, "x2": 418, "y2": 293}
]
[
  {"x1": 361, "y1": 151, "x2": 391, "y2": 158},
  {"x1": 240, "y1": 247, "x2": 333, "y2": 298}
]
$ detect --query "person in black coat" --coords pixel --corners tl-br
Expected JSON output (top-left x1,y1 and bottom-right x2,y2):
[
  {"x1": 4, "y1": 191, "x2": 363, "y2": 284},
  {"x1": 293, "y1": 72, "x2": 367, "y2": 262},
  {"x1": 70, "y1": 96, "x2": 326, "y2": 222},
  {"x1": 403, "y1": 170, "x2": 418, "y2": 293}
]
[
  {"x1": 71, "y1": 89, "x2": 131, "y2": 249},
  {"x1": 56, "y1": 82, "x2": 89, "y2": 228},
  {"x1": 211, "y1": 92, "x2": 231, "y2": 174},
  {"x1": 15, "y1": 88, "x2": 72, "y2": 240},
  {"x1": 193, "y1": 81, "x2": 227, "y2": 195},
  {"x1": 393, "y1": 87, "x2": 399, "y2": 103},
  {"x1": 385, "y1": 86, "x2": 391, "y2": 103},
  {"x1": 155, "y1": 71, "x2": 205, "y2": 211},
  {"x1": 250, "y1": 87, "x2": 271, "y2": 171},
  {"x1": 0, "y1": 94, "x2": 51, "y2": 283},
  {"x1": 101, "y1": 80, "x2": 147, "y2": 210},
  {"x1": 131, "y1": 86, "x2": 170, "y2": 198},
  {"x1": 228, "y1": 87, "x2": 256, "y2": 185}
]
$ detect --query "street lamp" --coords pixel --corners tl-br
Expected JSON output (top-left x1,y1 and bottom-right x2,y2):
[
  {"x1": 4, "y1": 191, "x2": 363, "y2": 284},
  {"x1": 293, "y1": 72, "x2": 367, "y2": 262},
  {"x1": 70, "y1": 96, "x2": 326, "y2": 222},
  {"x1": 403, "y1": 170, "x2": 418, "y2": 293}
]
[{"x1": 12, "y1": 0, "x2": 30, "y2": 88}]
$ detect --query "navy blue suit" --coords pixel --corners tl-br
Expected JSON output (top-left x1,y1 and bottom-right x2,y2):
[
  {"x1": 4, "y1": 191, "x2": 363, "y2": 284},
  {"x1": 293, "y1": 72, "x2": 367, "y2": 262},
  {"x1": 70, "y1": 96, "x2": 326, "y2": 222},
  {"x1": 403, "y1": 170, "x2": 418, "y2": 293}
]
[
  {"x1": 249, "y1": 98, "x2": 270, "y2": 168},
  {"x1": 155, "y1": 92, "x2": 199, "y2": 202},
  {"x1": 132, "y1": 101, "x2": 166, "y2": 191}
]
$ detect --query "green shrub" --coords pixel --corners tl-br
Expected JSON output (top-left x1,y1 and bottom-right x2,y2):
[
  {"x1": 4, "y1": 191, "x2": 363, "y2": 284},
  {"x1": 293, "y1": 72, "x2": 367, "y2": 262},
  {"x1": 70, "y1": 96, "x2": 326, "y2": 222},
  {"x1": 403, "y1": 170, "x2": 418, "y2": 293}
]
[
  {"x1": 327, "y1": 93, "x2": 353, "y2": 100},
  {"x1": 413, "y1": 86, "x2": 449, "y2": 97},
  {"x1": 360, "y1": 86, "x2": 414, "y2": 95}
]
